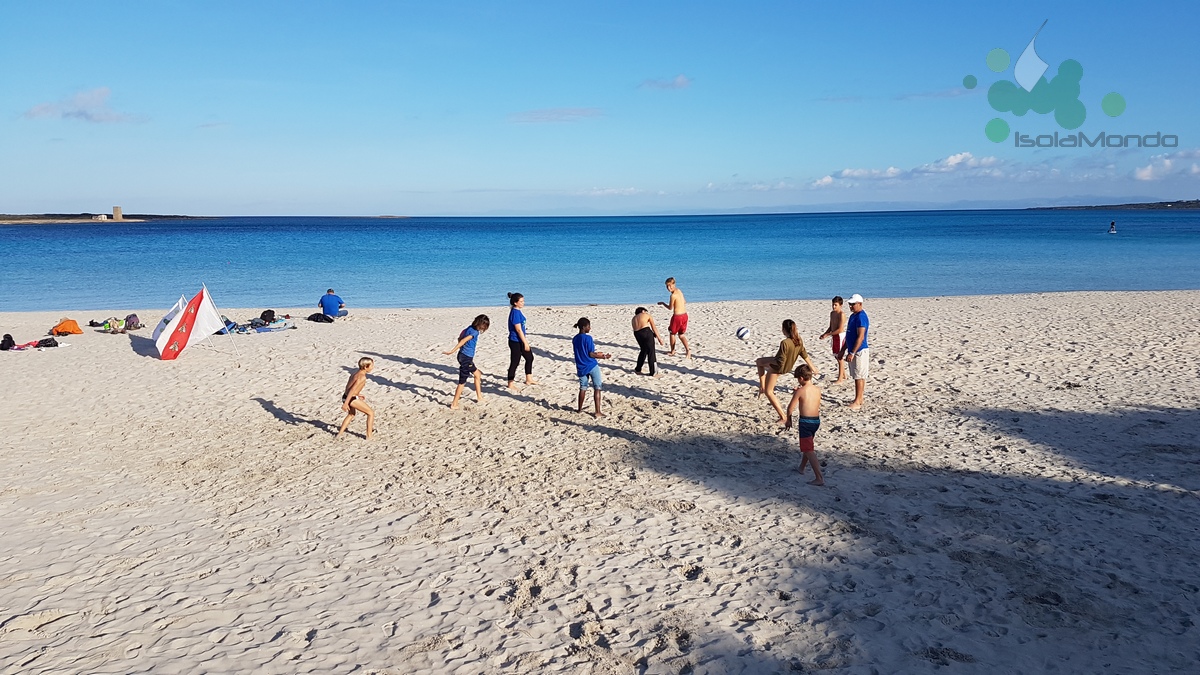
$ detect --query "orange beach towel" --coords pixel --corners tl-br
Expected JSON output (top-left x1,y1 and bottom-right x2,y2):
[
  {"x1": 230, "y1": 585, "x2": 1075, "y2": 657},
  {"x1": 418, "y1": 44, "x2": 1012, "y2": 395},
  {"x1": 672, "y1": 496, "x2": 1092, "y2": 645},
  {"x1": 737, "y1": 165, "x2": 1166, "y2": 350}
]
[{"x1": 50, "y1": 318, "x2": 83, "y2": 336}]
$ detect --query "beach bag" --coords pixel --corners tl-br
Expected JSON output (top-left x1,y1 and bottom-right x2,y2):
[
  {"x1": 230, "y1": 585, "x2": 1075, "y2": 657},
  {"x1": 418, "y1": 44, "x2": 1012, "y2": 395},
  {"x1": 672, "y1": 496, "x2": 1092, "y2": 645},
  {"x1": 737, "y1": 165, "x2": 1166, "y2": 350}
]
[
  {"x1": 124, "y1": 313, "x2": 143, "y2": 330},
  {"x1": 1, "y1": 334, "x2": 13, "y2": 351},
  {"x1": 260, "y1": 309, "x2": 276, "y2": 323},
  {"x1": 307, "y1": 312, "x2": 334, "y2": 323},
  {"x1": 50, "y1": 318, "x2": 83, "y2": 336},
  {"x1": 36, "y1": 337, "x2": 59, "y2": 348}
]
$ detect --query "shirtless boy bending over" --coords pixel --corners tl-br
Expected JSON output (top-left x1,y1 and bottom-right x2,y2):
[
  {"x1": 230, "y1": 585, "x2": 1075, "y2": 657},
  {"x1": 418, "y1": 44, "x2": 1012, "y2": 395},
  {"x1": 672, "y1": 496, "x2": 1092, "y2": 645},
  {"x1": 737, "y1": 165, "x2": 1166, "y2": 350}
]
[{"x1": 657, "y1": 277, "x2": 692, "y2": 359}]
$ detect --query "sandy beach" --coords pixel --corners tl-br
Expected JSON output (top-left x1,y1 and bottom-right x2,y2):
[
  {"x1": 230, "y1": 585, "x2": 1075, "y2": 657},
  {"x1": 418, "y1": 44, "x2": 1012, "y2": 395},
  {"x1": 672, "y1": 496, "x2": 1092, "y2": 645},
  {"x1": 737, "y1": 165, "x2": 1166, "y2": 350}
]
[{"x1": 1, "y1": 291, "x2": 1197, "y2": 673}]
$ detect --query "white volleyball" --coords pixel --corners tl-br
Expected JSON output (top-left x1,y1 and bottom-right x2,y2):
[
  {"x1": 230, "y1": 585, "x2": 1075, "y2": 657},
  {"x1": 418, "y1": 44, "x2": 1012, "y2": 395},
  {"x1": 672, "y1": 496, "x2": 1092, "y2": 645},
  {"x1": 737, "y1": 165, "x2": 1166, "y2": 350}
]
[{"x1": 736, "y1": 326, "x2": 750, "y2": 340}]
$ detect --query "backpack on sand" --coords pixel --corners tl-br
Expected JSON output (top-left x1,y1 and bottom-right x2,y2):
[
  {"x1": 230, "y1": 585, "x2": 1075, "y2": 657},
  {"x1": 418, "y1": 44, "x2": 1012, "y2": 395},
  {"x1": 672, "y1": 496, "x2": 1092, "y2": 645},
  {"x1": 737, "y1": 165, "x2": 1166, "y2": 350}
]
[
  {"x1": 260, "y1": 309, "x2": 276, "y2": 323},
  {"x1": 307, "y1": 312, "x2": 334, "y2": 323},
  {"x1": 1, "y1": 334, "x2": 14, "y2": 351}
]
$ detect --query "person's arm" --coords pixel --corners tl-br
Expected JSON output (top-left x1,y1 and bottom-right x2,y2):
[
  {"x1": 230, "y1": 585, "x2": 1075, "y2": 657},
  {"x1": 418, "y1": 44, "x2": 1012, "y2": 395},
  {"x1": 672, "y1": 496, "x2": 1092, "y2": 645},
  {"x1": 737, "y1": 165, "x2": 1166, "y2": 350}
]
[
  {"x1": 846, "y1": 326, "x2": 866, "y2": 361},
  {"x1": 514, "y1": 323, "x2": 529, "y2": 350},
  {"x1": 649, "y1": 316, "x2": 664, "y2": 345},
  {"x1": 785, "y1": 388, "x2": 802, "y2": 428},
  {"x1": 342, "y1": 374, "x2": 364, "y2": 409},
  {"x1": 443, "y1": 335, "x2": 472, "y2": 355},
  {"x1": 820, "y1": 312, "x2": 837, "y2": 339},
  {"x1": 589, "y1": 350, "x2": 611, "y2": 359}
]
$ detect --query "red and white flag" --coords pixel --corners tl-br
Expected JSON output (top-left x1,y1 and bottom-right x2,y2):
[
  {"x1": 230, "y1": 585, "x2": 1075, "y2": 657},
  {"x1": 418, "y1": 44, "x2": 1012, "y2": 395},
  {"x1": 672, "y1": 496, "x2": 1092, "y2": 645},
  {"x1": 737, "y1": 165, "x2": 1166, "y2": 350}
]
[
  {"x1": 156, "y1": 286, "x2": 227, "y2": 361},
  {"x1": 152, "y1": 295, "x2": 187, "y2": 343}
]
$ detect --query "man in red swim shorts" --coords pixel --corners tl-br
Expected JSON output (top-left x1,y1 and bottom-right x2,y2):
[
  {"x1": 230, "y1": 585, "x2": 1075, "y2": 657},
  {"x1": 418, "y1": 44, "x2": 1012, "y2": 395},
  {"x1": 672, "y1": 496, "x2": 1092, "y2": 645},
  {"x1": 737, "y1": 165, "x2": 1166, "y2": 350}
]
[{"x1": 657, "y1": 277, "x2": 692, "y2": 358}]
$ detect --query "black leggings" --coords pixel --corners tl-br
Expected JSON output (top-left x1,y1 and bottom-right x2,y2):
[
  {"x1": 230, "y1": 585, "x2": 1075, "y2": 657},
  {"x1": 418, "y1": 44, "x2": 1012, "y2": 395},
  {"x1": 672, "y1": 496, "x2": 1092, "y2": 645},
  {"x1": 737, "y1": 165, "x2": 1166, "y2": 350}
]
[
  {"x1": 507, "y1": 340, "x2": 534, "y2": 381},
  {"x1": 634, "y1": 327, "x2": 656, "y2": 375}
]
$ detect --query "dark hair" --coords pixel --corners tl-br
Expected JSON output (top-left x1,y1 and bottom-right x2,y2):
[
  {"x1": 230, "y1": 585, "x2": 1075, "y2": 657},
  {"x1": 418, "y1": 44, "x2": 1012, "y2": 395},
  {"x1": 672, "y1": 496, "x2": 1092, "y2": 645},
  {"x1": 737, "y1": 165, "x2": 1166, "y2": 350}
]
[
  {"x1": 574, "y1": 317, "x2": 591, "y2": 331},
  {"x1": 508, "y1": 292, "x2": 523, "y2": 306},
  {"x1": 795, "y1": 363, "x2": 814, "y2": 381},
  {"x1": 665, "y1": 277, "x2": 675, "y2": 285},
  {"x1": 832, "y1": 296, "x2": 843, "y2": 305},
  {"x1": 634, "y1": 306, "x2": 647, "y2": 315},
  {"x1": 783, "y1": 319, "x2": 801, "y2": 346},
  {"x1": 472, "y1": 314, "x2": 491, "y2": 330},
  {"x1": 327, "y1": 288, "x2": 335, "y2": 294}
]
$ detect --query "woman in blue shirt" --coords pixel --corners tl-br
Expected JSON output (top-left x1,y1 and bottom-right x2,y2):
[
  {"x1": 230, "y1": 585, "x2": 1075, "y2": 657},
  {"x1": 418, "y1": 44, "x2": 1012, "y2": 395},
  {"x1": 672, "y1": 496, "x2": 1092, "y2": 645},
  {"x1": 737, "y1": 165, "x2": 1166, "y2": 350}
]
[{"x1": 506, "y1": 292, "x2": 538, "y2": 389}]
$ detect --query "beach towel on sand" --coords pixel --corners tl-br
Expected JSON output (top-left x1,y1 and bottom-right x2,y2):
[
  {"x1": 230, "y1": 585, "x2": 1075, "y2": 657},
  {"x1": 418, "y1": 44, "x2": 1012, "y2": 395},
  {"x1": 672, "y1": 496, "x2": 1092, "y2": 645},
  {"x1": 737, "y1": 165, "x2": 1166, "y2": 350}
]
[{"x1": 50, "y1": 318, "x2": 83, "y2": 336}]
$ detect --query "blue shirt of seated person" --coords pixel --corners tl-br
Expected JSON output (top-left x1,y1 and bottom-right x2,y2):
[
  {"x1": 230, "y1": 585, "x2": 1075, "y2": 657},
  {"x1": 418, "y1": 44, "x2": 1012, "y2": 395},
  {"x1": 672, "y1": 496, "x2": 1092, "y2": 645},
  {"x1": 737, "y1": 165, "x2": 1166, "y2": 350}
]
[{"x1": 319, "y1": 290, "x2": 347, "y2": 318}]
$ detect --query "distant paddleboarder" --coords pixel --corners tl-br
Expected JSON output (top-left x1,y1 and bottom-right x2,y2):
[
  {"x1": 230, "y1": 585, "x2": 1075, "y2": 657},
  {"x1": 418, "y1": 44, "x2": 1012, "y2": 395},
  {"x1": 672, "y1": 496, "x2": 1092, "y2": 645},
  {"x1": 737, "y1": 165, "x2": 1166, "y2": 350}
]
[{"x1": 1109, "y1": 220, "x2": 1117, "y2": 234}]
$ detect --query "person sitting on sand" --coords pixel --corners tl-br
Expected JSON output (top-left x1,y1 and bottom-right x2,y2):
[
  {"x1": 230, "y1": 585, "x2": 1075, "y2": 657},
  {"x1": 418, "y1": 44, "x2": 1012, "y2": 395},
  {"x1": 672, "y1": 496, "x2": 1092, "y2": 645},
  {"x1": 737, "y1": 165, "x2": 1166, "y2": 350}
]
[
  {"x1": 657, "y1": 277, "x2": 692, "y2": 358},
  {"x1": 785, "y1": 364, "x2": 824, "y2": 485},
  {"x1": 632, "y1": 307, "x2": 665, "y2": 377},
  {"x1": 319, "y1": 289, "x2": 348, "y2": 319},
  {"x1": 444, "y1": 315, "x2": 490, "y2": 409},
  {"x1": 337, "y1": 357, "x2": 375, "y2": 440},
  {"x1": 818, "y1": 296, "x2": 848, "y2": 384},
  {"x1": 572, "y1": 317, "x2": 612, "y2": 418},
  {"x1": 755, "y1": 319, "x2": 818, "y2": 425}
]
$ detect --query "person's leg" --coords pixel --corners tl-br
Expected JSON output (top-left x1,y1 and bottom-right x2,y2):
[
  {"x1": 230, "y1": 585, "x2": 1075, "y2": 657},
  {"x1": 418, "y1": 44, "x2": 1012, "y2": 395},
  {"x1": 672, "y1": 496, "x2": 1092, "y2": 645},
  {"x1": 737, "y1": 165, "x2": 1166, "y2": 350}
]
[
  {"x1": 763, "y1": 372, "x2": 787, "y2": 423},
  {"x1": 337, "y1": 309, "x2": 348, "y2": 317},
  {"x1": 350, "y1": 399, "x2": 374, "y2": 440},
  {"x1": 577, "y1": 388, "x2": 587, "y2": 412},
  {"x1": 636, "y1": 346, "x2": 647, "y2": 374},
  {"x1": 473, "y1": 369, "x2": 485, "y2": 402},
  {"x1": 668, "y1": 333, "x2": 677, "y2": 356},
  {"x1": 591, "y1": 367, "x2": 606, "y2": 418},
  {"x1": 835, "y1": 357, "x2": 846, "y2": 384},
  {"x1": 647, "y1": 342, "x2": 657, "y2": 376},
  {"x1": 507, "y1": 340, "x2": 521, "y2": 386},
  {"x1": 522, "y1": 348, "x2": 537, "y2": 384},
  {"x1": 805, "y1": 451, "x2": 824, "y2": 485},
  {"x1": 336, "y1": 409, "x2": 356, "y2": 438},
  {"x1": 451, "y1": 384, "x2": 465, "y2": 409},
  {"x1": 678, "y1": 333, "x2": 692, "y2": 358},
  {"x1": 849, "y1": 379, "x2": 865, "y2": 410},
  {"x1": 799, "y1": 452, "x2": 809, "y2": 474},
  {"x1": 755, "y1": 357, "x2": 773, "y2": 395}
]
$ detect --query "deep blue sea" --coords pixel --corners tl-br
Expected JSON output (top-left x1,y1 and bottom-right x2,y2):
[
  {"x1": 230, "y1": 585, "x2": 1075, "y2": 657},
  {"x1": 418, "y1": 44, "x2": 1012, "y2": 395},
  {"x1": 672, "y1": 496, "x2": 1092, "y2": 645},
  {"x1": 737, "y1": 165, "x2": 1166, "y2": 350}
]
[{"x1": 1, "y1": 210, "x2": 1197, "y2": 311}]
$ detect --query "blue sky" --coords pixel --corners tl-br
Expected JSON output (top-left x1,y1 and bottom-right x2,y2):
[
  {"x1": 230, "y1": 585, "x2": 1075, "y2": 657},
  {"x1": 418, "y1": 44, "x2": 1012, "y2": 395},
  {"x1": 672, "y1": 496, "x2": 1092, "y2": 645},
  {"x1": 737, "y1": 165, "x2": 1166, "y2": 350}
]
[{"x1": 2, "y1": 1, "x2": 1198, "y2": 215}]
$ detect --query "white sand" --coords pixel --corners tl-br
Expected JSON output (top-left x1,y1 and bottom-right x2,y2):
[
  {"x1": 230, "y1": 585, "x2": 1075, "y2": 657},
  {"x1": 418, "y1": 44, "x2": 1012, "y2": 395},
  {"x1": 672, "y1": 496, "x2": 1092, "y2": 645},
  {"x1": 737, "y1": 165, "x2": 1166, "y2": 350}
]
[{"x1": 1, "y1": 291, "x2": 1198, "y2": 673}]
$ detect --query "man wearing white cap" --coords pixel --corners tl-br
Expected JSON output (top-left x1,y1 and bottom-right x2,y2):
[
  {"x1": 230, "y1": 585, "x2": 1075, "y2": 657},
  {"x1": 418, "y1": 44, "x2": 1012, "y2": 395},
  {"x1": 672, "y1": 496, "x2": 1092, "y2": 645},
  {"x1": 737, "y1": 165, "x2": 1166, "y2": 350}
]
[{"x1": 837, "y1": 294, "x2": 869, "y2": 410}]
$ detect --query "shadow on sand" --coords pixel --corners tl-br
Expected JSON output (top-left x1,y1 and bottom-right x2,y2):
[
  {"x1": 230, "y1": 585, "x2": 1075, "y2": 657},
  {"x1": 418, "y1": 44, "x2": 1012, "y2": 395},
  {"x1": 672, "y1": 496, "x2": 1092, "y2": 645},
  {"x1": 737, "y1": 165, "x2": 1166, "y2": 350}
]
[{"x1": 543, "y1": 402, "x2": 1200, "y2": 671}]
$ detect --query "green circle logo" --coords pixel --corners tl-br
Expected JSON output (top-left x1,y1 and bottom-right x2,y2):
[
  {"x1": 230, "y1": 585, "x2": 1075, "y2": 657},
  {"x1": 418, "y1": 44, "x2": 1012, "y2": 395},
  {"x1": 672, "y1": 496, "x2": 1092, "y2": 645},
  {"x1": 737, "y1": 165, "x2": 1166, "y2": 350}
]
[
  {"x1": 1101, "y1": 92, "x2": 1126, "y2": 117},
  {"x1": 986, "y1": 48, "x2": 1010, "y2": 73},
  {"x1": 963, "y1": 74, "x2": 978, "y2": 89},
  {"x1": 985, "y1": 118, "x2": 1010, "y2": 143}
]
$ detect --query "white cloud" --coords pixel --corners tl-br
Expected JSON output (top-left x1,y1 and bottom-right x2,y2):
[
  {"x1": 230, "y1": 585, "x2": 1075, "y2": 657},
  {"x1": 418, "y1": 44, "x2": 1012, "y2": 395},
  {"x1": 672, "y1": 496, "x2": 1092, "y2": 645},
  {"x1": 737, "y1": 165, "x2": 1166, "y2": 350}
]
[
  {"x1": 813, "y1": 152, "x2": 1003, "y2": 187},
  {"x1": 640, "y1": 74, "x2": 691, "y2": 90},
  {"x1": 24, "y1": 87, "x2": 138, "y2": 123},
  {"x1": 1134, "y1": 149, "x2": 1200, "y2": 181},
  {"x1": 508, "y1": 107, "x2": 603, "y2": 124},
  {"x1": 580, "y1": 187, "x2": 646, "y2": 197}
]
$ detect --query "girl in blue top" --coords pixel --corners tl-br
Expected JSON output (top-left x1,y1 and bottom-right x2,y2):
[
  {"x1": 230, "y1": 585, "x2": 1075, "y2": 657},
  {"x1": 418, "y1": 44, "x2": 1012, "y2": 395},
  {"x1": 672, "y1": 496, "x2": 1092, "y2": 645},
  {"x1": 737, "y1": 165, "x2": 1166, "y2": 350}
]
[
  {"x1": 444, "y1": 314, "x2": 489, "y2": 409},
  {"x1": 572, "y1": 317, "x2": 611, "y2": 418},
  {"x1": 506, "y1": 292, "x2": 538, "y2": 389}
]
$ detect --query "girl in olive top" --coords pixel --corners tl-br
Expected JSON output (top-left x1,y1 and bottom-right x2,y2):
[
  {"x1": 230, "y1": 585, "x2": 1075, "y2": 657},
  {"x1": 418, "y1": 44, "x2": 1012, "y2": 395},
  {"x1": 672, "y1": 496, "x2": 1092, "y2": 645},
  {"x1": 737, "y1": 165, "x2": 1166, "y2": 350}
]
[{"x1": 755, "y1": 319, "x2": 818, "y2": 424}]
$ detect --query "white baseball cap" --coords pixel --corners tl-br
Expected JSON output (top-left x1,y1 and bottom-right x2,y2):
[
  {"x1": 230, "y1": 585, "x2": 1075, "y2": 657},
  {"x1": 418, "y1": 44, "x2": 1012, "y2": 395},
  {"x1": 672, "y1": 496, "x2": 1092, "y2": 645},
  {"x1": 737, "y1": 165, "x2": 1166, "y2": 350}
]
[{"x1": 848, "y1": 294, "x2": 865, "y2": 305}]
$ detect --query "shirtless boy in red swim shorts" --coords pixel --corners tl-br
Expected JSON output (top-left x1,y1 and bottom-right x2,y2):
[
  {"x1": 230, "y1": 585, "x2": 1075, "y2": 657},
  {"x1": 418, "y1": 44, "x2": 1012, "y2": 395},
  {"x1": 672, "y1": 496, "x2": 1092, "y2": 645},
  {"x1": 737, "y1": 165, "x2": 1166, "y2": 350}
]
[{"x1": 657, "y1": 277, "x2": 692, "y2": 359}]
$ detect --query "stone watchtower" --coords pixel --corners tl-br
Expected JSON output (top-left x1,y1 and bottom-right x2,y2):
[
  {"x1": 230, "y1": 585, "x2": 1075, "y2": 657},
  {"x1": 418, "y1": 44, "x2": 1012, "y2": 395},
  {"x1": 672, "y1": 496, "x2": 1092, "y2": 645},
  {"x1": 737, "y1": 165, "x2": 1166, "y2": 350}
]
[{"x1": 112, "y1": 206, "x2": 123, "y2": 221}]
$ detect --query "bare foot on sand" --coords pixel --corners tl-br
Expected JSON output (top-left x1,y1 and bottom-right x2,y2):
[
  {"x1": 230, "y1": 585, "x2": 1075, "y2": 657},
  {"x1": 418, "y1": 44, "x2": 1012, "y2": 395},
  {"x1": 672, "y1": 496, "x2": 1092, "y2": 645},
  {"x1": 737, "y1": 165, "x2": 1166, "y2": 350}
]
[
  {"x1": 833, "y1": 377, "x2": 847, "y2": 385},
  {"x1": 593, "y1": 412, "x2": 607, "y2": 419},
  {"x1": 450, "y1": 402, "x2": 460, "y2": 410},
  {"x1": 847, "y1": 402, "x2": 863, "y2": 411},
  {"x1": 652, "y1": 372, "x2": 663, "y2": 378},
  {"x1": 808, "y1": 479, "x2": 824, "y2": 486},
  {"x1": 525, "y1": 378, "x2": 539, "y2": 386}
]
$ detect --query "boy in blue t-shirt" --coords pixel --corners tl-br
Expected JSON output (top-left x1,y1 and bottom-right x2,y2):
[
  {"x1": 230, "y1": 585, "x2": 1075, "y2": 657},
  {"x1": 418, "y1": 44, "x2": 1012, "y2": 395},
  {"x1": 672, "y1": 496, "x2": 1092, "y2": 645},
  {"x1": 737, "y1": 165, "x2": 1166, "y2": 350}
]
[
  {"x1": 319, "y1": 289, "x2": 347, "y2": 318},
  {"x1": 572, "y1": 317, "x2": 612, "y2": 418},
  {"x1": 444, "y1": 314, "x2": 490, "y2": 409}
]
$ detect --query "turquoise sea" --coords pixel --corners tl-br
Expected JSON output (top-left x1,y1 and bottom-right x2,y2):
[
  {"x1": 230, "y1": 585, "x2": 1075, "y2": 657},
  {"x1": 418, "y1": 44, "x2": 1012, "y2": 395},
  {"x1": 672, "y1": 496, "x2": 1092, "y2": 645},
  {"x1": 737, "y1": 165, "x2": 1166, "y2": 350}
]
[{"x1": 1, "y1": 210, "x2": 1197, "y2": 312}]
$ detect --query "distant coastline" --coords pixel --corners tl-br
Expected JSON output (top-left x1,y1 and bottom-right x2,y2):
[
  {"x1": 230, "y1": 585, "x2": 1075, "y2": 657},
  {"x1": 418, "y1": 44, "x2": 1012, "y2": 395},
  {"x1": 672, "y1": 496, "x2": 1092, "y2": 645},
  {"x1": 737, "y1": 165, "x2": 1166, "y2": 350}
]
[
  {"x1": 0, "y1": 213, "x2": 209, "y2": 225},
  {"x1": 1031, "y1": 199, "x2": 1200, "y2": 211}
]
